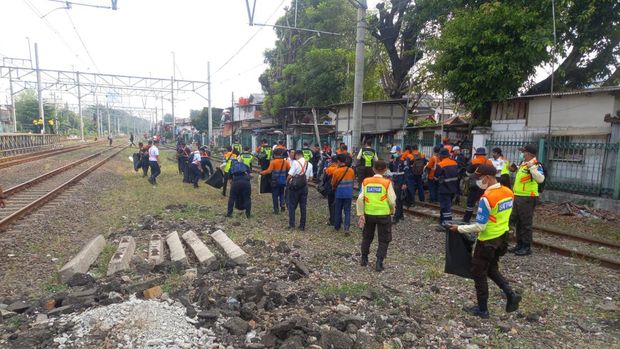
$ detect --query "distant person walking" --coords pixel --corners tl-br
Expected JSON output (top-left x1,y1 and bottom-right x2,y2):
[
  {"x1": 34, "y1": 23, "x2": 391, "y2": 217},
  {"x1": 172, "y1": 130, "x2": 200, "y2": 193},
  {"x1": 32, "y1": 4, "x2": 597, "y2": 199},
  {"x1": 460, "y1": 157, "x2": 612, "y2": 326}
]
[
  {"x1": 148, "y1": 140, "x2": 161, "y2": 185},
  {"x1": 107, "y1": 133, "x2": 113, "y2": 146},
  {"x1": 129, "y1": 133, "x2": 135, "y2": 147}
]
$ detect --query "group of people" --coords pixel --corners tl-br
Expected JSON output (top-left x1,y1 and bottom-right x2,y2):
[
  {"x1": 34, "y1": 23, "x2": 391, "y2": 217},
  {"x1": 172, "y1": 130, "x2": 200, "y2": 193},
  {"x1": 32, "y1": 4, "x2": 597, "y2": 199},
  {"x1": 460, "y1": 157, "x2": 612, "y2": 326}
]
[
  {"x1": 175, "y1": 142, "x2": 214, "y2": 188},
  {"x1": 132, "y1": 139, "x2": 161, "y2": 185}
]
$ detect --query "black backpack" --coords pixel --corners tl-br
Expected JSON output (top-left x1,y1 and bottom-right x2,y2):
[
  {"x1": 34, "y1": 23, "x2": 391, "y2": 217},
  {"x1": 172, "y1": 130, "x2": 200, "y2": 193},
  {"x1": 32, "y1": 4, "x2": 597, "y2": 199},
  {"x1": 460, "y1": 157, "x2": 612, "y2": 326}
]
[{"x1": 411, "y1": 153, "x2": 426, "y2": 175}]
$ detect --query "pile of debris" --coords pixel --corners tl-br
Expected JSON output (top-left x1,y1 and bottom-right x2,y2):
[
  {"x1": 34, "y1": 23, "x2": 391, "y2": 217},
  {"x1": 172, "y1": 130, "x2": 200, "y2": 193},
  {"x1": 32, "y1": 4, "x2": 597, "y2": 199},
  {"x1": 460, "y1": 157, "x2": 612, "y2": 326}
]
[{"x1": 539, "y1": 201, "x2": 620, "y2": 221}]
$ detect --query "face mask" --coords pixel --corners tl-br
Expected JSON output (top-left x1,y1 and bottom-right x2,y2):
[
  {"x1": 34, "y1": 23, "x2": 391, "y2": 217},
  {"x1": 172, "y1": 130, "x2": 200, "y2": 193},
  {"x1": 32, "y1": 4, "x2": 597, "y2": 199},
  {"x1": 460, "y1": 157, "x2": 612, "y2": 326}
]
[
  {"x1": 476, "y1": 178, "x2": 489, "y2": 190},
  {"x1": 518, "y1": 153, "x2": 525, "y2": 162},
  {"x1": 392, "y1": 153, "x2": 399, "y2": 159}
]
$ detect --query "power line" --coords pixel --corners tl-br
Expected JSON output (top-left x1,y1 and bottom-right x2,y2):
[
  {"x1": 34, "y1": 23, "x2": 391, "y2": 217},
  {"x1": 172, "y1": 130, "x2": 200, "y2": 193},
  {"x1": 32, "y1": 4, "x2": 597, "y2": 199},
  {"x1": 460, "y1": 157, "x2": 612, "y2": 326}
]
[
  {"x1": 217, "y1": 62, "x2": 266, "y2": 85},
  {"x1": 64, "y1": 10, "x2": 100, "y2": 72},
  {"x1": 214, "y1": 0, "x2": 286, "y2": 75}
]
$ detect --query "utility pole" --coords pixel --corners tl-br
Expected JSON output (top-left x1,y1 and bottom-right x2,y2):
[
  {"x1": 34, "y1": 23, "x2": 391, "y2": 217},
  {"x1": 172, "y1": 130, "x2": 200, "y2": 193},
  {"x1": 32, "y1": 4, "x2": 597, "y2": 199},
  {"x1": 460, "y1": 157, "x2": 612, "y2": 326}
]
[
  {"x1": 230, "y1": 92, "x2": 234, "y2": 145},
  {"x1": 171, "y1": 51, "x2": 176, "y2": 135},
  {"x1": 8, "y1": 68, "x2": 17, "y2": 132},
  {"x1": 26, "y1": 37, "x2": 33, "y2": 68},
  {"x1": 351, "y1": 0, "x2": 367, "y2": 152},
  {"x1": 77, "y1": 72, "x2": 84, "y2": 140},
  {"x1": 35, "y1": 43, "x2": 45, "y2": 134},
  {"x1": 95, "y1": 95, "x2": 100, "y2": 137},
  {"x1": 106, "y1": 102, "x2": 111, "y2": 135},
  {"x1": 207, "y1": 61, "x2": 213, "y2": 146}
]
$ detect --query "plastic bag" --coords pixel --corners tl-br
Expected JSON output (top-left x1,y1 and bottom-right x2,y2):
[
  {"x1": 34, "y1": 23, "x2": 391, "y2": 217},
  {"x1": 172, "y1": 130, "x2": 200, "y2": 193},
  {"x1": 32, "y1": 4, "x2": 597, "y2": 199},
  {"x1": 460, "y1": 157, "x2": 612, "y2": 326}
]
[
  {"x1": 444, "y1": 230, "x2": 475, "y2": 279},
  {"x1": 206, "y1": 169, "x2": 224, "y2": 189}
]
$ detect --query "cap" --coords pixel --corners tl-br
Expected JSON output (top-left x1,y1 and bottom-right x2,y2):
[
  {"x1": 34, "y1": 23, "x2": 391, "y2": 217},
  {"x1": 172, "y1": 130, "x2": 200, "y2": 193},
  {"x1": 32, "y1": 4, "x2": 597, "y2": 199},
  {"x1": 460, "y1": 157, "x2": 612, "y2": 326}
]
[
  {"x1": 390, "y1": 145, "x2": 401, "y2": 153},
  {"x1": 452, "y1": 146, "x2": 460, "y2": 151},
  {"x1": 475, "y1": 147, "x2": 486, "y2": 155},
  {"x1": 473, "y1": 164, "x2": 497, "y2": 179},
  {"x1": 438, "y1": 148, "x2": 450, "y2": 157},
  {"x1": 519, "y1": 144, "x2": 537, "y2": 155}
]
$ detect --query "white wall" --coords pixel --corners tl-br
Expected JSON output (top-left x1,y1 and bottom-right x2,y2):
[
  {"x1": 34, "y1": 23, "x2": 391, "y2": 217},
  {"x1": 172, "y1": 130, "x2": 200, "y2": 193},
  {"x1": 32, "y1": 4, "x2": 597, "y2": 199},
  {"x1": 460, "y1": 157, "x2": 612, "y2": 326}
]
[{"x1": 527, "y1": 93, "x2": 614, "y2": 131}]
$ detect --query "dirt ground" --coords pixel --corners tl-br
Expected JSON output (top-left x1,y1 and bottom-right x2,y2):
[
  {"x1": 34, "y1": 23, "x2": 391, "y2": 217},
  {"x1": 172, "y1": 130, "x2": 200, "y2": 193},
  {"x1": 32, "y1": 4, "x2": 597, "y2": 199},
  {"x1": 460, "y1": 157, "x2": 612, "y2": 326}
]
[{"x1": 0, "y1": 147, "x2": 618, "y2": 348}]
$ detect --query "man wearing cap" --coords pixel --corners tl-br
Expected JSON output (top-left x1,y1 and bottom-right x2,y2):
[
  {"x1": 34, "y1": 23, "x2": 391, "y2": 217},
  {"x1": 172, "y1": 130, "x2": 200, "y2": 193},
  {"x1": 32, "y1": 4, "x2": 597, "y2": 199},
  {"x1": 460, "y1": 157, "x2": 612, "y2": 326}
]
[
  {"x1": 357, "y1": 160, "x2": 396, "y2": 272},
  {"x1": 408, "y1": 144, "x2": 427, "y2": 205},
  {"x1": 449, "y1": 164, "x2": 521, "y2": 319},
  {"x1": 388, "y1": 145, "x2": 408, "y2": 223},
  {"x1": 435, "y1": 148, "x2": 459, "y2": 224},
  {"x1": 356, "y1": 139, "x2": 379, "y2": 190},
  {"x1": 491, "y1": 147, "x2": 511, "y2": 187},
  {"x1": 463, "y1": 147, "x2": 494, "y2": 223},
  {"x1": 509, "y1": 144, "x2": 545, "y2": 256}
]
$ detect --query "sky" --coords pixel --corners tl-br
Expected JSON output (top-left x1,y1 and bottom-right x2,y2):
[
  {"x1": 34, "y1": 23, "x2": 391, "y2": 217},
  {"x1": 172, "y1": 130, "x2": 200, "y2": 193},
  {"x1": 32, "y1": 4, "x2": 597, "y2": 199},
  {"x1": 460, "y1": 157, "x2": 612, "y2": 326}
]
[{"x1": 0, "y1": 0, "x2": 381, "y2": 122}]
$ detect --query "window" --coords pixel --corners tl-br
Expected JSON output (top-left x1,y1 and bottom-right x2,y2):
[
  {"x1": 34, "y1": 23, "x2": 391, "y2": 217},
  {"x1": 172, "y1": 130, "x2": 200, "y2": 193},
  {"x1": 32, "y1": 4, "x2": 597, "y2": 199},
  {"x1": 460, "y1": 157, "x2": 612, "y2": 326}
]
[{"x1": 550, "y1": 136, "x2": 584, "y2": 162}]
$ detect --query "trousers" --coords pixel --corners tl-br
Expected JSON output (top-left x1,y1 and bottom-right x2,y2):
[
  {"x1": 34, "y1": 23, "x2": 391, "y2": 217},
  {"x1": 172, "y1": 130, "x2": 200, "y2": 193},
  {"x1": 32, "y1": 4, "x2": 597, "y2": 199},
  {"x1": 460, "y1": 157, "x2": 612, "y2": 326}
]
[
  {"x1": 464, "y1": 185, "x2": 484, "y2": 222},
  {"x1": 287, "y1": 186, "x2": 308, "y2": 229},
  {"x1": 361, "y1": 215, "x2": 392, "y2": 258},
  {"x1": 327, "y1": 192, "x2": 335, "y2": 225},
  {"x1": 511, "y1": 196, "x2": 537, "y2": 247},
  {"x1": 471, "y1": 234, "x2": 511, "y2": 311},
  {"x1": 428, "y1": 180, "x2": 439, "y2": 202},
  {"x1": 439, "y1": 193, "x2": 454, "y2": 224},
  {"x1": 149, "y1": 161, "x2": 160, "y2": 183},
  {"x1": 334, "y1": 197, "x2": 352, "y2": 230},
  {"x1": 271, "y1": 184, "x2": 286, "y2": 212},
  {"x1": 408, "y1": 174, "x2": 425, "y2": 203},
  {"x1": 227, "y1": 177, "x2": 251, "y2": 217},
  {"x1": 190, "y1": 164, "x2": 201, "y2": 185}
]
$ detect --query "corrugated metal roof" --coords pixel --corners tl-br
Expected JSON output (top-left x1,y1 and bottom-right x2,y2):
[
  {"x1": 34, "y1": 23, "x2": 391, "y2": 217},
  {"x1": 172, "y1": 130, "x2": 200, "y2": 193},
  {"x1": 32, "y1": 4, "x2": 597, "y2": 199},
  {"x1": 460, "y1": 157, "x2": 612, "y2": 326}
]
[{"x1": 507, "y1": 86, "x2": 620, "y2": 100}]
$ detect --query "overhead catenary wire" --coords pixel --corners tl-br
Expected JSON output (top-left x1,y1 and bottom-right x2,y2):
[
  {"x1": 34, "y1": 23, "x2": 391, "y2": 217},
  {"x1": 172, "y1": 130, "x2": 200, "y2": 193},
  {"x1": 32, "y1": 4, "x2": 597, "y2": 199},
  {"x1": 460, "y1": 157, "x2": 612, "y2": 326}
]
[
  {"x1": 64, "y1": 10, "x2": 100, "y2": 72},
  {"x1": 214, "y1": 0, "x2": 286, "y2": 75}
]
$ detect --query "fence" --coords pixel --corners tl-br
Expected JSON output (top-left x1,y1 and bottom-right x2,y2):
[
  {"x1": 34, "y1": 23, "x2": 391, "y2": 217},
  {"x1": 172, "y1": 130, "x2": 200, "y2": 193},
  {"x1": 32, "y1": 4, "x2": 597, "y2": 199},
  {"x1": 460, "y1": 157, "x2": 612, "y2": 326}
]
[
  {"x1": 0, "y1": 134, "x2": 63, "y2": 157},
  {"x1": 486, "y1": 135, "x2": 619, "y2": 198}
]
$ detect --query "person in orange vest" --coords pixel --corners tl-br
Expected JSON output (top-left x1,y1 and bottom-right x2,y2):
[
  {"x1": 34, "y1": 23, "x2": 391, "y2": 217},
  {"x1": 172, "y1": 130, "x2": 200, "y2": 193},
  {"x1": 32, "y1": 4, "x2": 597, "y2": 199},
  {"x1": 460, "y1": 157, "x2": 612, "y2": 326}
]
[
  {"x1": 435, "y1": 148, "x2": 459, "y2": 224},
  {"x1": 463, "y1": 147, "x2": 494, "y2": 222},
  {"x1": 220, "y1": 146, "x2": 237, "y2": 196},
  {"x1": 260, "y1": 148, "x2": 291, "y2": 214},
  {"x1": 326, "y1": 154, "x2": 356, "y2": 234},
  {"x1": 425, "y1": 146, "x2": 441, "y2": 203},
  {"x1": 356, "y1": 160, "x2": 396, "y2": 272},
  {"x1": 442, "y1": 137, "x2": 453, "y2": 154}
]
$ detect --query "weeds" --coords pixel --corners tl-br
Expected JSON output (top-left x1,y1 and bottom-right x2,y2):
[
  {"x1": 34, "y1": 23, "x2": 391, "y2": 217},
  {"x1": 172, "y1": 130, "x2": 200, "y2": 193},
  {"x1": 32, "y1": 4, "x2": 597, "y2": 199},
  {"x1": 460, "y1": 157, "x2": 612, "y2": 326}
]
[
  {"x1": 94, "y1": 244, "x2": 117, "y2": 278},
  {"x1": 41, "y1": 273, "x2": 66, "y2": 293},
  {"x1": 319, "y1": 281, "x2": 369, "y2": 297}
]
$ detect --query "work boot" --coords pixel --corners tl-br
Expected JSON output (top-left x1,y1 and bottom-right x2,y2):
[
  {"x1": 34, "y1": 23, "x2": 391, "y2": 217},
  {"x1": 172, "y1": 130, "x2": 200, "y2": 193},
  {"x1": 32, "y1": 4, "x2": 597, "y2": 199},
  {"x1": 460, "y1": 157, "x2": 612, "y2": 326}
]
[
  {"x1": 375, "y1": 257, "x2": 384, "y2": 272},
  {"x1": 506, "y1": 291, "x2": 522, "y2": 313},
  {"x1": 466, "y1": 306, "x2": 489, "y2": 319},
  {"x1": 193, "y1": 183, "x2": 199, "y2": 188},
  {"x1": 392, "y1": 216, "x2": 402, "y2": 224},
  {"x1": 360, "y1": 254, "x2": 368, "y2": 267},
  {"x1": 514, "y1": 246, "x2": 532, "y2": 256},
  {"x1": 280, "y1": 205, "x2": 286, "y2": 212},
  {"x1": 508, "y1": 244, "x2": 522, "y2": 253}
]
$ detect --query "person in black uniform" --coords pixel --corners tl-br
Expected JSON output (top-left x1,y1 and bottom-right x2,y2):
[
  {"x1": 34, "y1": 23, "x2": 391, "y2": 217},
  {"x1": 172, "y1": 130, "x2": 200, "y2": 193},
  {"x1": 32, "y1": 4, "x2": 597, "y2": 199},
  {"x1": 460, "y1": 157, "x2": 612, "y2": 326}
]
[
  {"x1": 181, "y1": 143, "x2": 192, "y2": 183},
  {"x1": 435, "y1": 148, "x2": 459, "y2": 224},
  {"x1": 199, "y1": 147, "x2": 213, "y2": 179},
  {"x1": 226, "y1": 157, "x2": 252, "y2": 218},
  {"x1": 388, "y1": 146, "x2": 408, "y2": 224}
]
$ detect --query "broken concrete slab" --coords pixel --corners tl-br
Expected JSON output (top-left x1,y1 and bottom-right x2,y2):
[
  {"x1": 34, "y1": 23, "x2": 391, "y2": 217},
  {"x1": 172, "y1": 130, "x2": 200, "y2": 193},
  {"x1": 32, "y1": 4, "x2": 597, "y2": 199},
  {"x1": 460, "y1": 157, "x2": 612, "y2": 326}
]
[
  {"x1": 59, "y1": 235, "x2": 106, "y2": 283},
  {"x1": 148, "y1": 234, "x2": 165, "y2": 265},
  {"x1": 106, "y1": 236, "x2": 136, "y2": 276},
  {"x1": 166, "y1": 231, "x2": 187, "y2": 264},
  {"x1": 211, "y1": 229, "x2": 248, "y2": 265},
  {"x1": 181, "y1": 230, "x2": 216, "y2": 266}
]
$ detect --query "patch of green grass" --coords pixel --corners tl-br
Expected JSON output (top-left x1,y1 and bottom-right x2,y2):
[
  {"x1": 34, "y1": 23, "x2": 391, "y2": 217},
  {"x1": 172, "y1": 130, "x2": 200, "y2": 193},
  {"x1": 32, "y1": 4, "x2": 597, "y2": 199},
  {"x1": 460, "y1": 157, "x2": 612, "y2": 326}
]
[
  {"x1": 8, "y1": 317, "x2": 23, "y2": 330},
  {"x1": 319, "y1": 281, "x2": 369, "y2": 297},
  {"x1": 41, "y1": 273, "x2": 67, "y2": 294},
  {"x1": 161, "y1": 270, "x2": 184, "y2": 294},
  {"x1": 414, "y1": 255, "x2": 443, "y2": 281},
  {"x1": 93, "y1": 243, "x2": 116, "y2": 278}
]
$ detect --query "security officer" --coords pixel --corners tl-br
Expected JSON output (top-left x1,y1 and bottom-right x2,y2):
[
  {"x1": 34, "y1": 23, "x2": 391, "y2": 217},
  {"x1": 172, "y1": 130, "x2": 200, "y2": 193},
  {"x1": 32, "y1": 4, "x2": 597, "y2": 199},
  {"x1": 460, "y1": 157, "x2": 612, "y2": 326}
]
[
  {"x1": 257, "y1": 139, "x2": 272, "y2": 170},
  {"x1": 240, "y1": 146, "x2": 254, "y2": 169},
  {"x1": 221, "y1": 146, "x2": 236, "y2": 196},
  {"x1": 435, "y1": 148, "x2": 459, "y2": 224},
  {"x1": 463, "y1": 147, "x2": 493, "y2": 222},
  {"x1": 232, "y1": 139, "x2": 243, "y2": 153},
  {"x1": 260, "y1": 148, "x2": 291, "y2": 214},
  {"x1": 509, "y1": 144, "x2": 545, "y2": 256},
  {"x1": 450, "y1": 164, "x2": 521, "y2": 319},
  {"x1": 356, "y1": 139, "x2": 378, "y2": 182},
  {"x1": 327, "y1": 154, "x2": 355, "y2": 234},
  {"x1": 226, "y1": 157, "x2": 252, "y2": 218},
  {"x1": 388, "y1": 145, "x2": 408, "y2": 224},
  {"x1": 182, "y1": 143, "x2": 193, "y2": 183},
  {"x1": 311, "y1": 144, "x2": 321, "y2": 180},
  {"x1": 301, "y1": 142, "x2": 314, "y2": 162},
  {"x1": 357, "y1": 160, "x2": 396, "y2": 272},
  {"x1": 189, "y1": 150, "x2": 202, "y2": 188}
]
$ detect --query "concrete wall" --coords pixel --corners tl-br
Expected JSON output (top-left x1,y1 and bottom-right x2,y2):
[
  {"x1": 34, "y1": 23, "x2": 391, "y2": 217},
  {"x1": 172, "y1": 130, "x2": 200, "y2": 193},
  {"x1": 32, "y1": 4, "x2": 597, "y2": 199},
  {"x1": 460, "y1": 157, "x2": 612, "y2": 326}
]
[
  {"x1": 336, "y1": 104, "x2": 406, "y2": 134},
  {"x1": 527, "y1": 93, "x2": 614, "y2": 132}
]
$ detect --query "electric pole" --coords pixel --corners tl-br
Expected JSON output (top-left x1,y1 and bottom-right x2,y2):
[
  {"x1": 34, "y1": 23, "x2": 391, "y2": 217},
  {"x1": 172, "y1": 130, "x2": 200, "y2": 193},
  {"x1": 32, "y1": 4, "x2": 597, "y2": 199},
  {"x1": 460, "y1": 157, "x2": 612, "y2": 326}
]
[
  {"x1": 35, "y1": 43, "x2": 45, "y2": 134},
  {"x1": 351, "y1": 0, "x2": 367, "y2": 152},
  {"x1": 171, "y1": 51, "x2": 176, "y2": 135},
  {"x1": 208, "y1": 61, "x2": 213, "y2": 146}
]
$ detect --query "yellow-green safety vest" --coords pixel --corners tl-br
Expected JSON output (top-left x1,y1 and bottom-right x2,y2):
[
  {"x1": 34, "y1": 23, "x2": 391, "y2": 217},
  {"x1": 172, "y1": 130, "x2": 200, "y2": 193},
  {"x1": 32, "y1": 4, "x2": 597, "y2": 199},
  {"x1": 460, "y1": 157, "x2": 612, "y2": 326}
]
[
  {"x1": 478, "y1": 186, "x2": 514, "y2": 241},
  {"x1": 361, "y1": 148, "x2": 376, "y2": 167},
  {"x1": 363, "y1": 177, "x2": 391, "y2": 215},
  {"x1": 301, "y1": 148, "x2": 313, "y2": 161},
  {"x1": 501, "y1": 160, "x2": 510, "y2": 175},
  {"x1": 261, "y1": 146, "x2": 272, "y2": 160},
  {"x1": 240, "y1": 153, "x2": 253, "y2": 167},
  {"x1": 513, "y1": 163, "x2": 539, "y2": 197},
  {"x1": 232, "y1": 143, "x2": 242, "y2": 153},
  {"x1": 224, "y1": 154, "x2": 236, "y2": 173}
]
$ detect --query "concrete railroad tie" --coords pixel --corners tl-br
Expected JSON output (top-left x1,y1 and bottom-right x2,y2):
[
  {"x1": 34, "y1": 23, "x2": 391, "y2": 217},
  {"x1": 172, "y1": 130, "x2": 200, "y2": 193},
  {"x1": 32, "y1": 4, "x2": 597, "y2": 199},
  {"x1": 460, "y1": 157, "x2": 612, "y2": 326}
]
[
  {"x1": 107, "y1": 236, "x2": 136, "y2": 276},
  {"x1": 181, "y1": 230, "x2": 216, "y2": 266},
  {"x1": 148, "y1": 234, "x2": 165, "y2": 265},
  {"x1": 59, "y1": 235, "x2": 106, "y2": 283},
  {"x1": 166, "y1": 231, "x2": 188, "y2": 264},
  {"x1": 211, "y1": 229, "x2": 248, "y2": 265}
]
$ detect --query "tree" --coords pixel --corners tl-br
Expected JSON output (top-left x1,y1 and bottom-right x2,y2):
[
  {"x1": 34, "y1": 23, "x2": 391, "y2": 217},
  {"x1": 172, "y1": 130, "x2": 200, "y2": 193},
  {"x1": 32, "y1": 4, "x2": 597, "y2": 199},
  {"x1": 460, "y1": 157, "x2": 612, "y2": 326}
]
[
  {"x1": 189, "y1": 107, "x2": 223, "y2": 132},
  {"x1": 163, "y1": 113, "x2": 173, "y2": 123},
  {"x1": 429, "y1": 2, "x2": 551, "y2": 121}
]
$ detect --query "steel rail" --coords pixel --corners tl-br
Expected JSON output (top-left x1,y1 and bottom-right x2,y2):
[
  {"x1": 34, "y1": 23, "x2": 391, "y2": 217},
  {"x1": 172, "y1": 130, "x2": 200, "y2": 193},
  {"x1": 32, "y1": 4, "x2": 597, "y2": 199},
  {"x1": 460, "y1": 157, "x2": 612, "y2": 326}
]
[
  {"x1": 0, "y1": 142, "x2": 102, "y2": 169},
  {"x1": 0, "y1": 147, "x2": 125, "y2": 231}
]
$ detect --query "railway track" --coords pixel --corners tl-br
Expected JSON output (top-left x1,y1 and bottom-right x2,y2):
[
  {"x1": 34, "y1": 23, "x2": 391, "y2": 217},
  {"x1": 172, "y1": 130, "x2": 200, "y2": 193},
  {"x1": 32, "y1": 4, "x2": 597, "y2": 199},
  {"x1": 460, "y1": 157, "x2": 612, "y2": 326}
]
[
  {"x1": 0, "y1": 146, "x2": 126, "y2": 231},
  {"x1": 0, "y1": 141, "x2": 103, "y2": 170},
  {"x1": 206, "y1": 154, "x2": 619, "y2": 270}
]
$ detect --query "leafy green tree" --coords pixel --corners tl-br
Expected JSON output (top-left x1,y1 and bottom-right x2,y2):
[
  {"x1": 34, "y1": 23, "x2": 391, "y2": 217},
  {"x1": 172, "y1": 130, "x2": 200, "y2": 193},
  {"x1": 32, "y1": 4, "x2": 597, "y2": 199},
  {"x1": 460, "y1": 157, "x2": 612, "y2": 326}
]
[
  {"x1": 429, "y1": 2, "x2": 551, "y2": 120},
  {"x1": 189, "y1": 107, "x2": 223, "y2": 132}
]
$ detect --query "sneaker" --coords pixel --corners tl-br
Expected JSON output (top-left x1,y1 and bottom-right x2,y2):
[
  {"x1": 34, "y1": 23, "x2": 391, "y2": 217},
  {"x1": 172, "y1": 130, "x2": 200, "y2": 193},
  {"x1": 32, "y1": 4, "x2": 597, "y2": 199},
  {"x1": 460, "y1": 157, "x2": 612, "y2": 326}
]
[
  {"x1": 466, "y1": 306, "x2": 489, "y2": 319},
  {"x1": 375, "y1": 258, "x2": 384, "y2": 272},
  {"x1": 280, "y1": 206, "x2": 286, "y2": 212},
  {"x1": 225, "y1": 214, "x2": 232, "y2": 218},
  {"x1": 508, "y1": 244, "x2": 522, "y2": 253}
]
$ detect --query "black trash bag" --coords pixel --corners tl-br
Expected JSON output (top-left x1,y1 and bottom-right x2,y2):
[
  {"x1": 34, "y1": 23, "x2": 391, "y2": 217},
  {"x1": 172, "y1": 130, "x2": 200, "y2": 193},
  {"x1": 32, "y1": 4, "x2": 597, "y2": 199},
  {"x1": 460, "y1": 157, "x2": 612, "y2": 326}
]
[
  {"x1": 444, "y1": 230, "x2": 476, "y2": 279},
  {"x1": 132, "y1": 153, "x2": 141, "y2": 171},
  {"x1": 260, "y1": 174, "x2": 272, "y2": 194},
  {"x1": 206, "y1": 169, "x2": 224, "y2": 189}
]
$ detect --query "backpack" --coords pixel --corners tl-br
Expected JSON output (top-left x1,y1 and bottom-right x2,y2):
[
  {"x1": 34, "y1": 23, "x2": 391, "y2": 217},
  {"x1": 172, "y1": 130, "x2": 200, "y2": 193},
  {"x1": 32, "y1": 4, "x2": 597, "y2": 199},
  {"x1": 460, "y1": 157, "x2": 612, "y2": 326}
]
[
  {"x1": 229, "y1": 159, "x2": 248, "y2": 176},
  {"x1": 532, "y1": 162, "x2": 546, "y2": 193},
  {"x1": 411, "y1": 153, "x2": 426, "y2": 175}
]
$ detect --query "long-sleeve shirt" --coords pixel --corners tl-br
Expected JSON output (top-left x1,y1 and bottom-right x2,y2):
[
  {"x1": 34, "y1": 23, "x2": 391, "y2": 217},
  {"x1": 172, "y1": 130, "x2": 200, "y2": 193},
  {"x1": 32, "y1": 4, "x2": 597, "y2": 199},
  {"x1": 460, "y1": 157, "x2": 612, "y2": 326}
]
[
  {"x1": 260, "y1": 158, "x2": 291, "y2": 175},
  {"x1": 523, "y1": 158, "x2": 545, "y2": 183},
  {"x1": 426, "y1": 155, "x2": 438, "y2": 180},
  {"x1": 326, "y1": 165, "x2": 356, "y2": 198},
  {"x1": 457, "y1": 183, "x2": 502, "y2": 234},
  {"x1": 356, "y1": 174, "x2": 397, "y2": 216}
]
